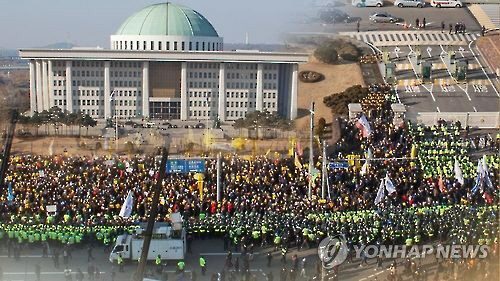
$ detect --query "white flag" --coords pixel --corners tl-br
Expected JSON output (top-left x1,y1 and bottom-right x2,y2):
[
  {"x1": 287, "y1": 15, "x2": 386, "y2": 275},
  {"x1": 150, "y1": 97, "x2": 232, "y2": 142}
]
[
  {"x1": 454, "y1": 159, "x2": 464, "y2": 185},
  {"x1": 481, "y1": 155, "x2": 493, "y2": 188},
  {"x1": 356, "y1": 115, "x2": 372, "y2": 137},
  {"x1": 375, "y1": 178, "x2": 385, "y2": 205},
  {"x1": 119, "y1": 190, "x2": 134, "y2": 218},
  {"x1": 360, "y1": 161, "x2": 368, "y2": 176},
  {"x1": 385, "y1": 174, "x2": 396, "y2": 195}
]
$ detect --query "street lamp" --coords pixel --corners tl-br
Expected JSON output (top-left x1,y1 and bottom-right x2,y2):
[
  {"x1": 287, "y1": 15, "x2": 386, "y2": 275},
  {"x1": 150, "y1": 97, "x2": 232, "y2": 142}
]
[{"x1": 110, "y1": 90, "x2": 118, "y2": 151}]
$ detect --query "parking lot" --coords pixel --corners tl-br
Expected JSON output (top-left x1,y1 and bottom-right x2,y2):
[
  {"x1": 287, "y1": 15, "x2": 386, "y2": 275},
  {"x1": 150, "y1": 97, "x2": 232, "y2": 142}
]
[{"x1": 293, "y1": 0, "x2": 481, "y2": 34}]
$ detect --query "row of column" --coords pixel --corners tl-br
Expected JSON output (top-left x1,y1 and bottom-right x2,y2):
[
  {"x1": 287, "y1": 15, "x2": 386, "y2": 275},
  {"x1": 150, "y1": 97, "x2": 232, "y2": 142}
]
[
  {"x1": 29, "y1": 59, "x2": 150, "y2": 119},
  {"x1": 179, "y1": 62, "x2": 298, "y2": 122}
]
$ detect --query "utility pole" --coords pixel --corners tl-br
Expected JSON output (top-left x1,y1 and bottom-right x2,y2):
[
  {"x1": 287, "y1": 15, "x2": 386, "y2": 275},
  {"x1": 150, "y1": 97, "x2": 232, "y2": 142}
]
[
  {"x1": 321, "y1": 140, "x2": 327, "y2": 199},
  {"x1": 132, "y1": 138, "x2": 170, "y2": 281},
  {"x1": 217, "y1": 152, "x2": 221, "y2": 202},
  {"x1": 309, "y1": 101, "x2": 315, "y2": 198}
]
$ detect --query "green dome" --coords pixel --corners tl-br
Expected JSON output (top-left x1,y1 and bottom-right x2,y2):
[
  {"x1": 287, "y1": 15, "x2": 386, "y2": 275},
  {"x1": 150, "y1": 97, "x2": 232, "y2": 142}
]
[{"x1": 115, "y1": 2, "x2": 219, "y2": 37}]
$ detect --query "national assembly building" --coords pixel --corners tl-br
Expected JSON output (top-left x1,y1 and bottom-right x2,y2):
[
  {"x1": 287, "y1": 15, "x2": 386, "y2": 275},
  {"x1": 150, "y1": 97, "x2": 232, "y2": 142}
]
[{"x1": 19, "y1": 2, "x2": 309, "y2": 122}]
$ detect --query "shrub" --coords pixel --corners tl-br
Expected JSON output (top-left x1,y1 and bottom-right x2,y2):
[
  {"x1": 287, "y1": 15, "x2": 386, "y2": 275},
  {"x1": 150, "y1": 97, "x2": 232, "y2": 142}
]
[{"x1": 314, "y1": 45, "x2": 338, "y2": 64}]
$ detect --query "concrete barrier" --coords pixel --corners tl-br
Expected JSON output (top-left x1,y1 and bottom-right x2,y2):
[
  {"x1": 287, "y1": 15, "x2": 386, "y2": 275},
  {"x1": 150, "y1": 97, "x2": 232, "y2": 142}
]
[{"x1": 412, "y1": 112, "x2": 500, "y2": 128}]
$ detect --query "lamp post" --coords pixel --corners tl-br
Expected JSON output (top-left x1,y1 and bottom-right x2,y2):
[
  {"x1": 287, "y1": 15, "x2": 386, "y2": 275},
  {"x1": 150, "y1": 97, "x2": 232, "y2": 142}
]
[
  {"x1": 110, "y1": 90, "x2": 118, "y2": 151},
  {"x1": 309, "y1": 101, "x2": 315, "y2": 198}
]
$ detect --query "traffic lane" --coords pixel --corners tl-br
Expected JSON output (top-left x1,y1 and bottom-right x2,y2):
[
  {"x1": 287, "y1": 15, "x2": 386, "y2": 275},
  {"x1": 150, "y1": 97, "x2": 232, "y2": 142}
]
[
  {"x1": 434, "y1": 94, "x2": 475, "y2": 111},
  {"x1": 399, "y1": 95, "x2": 438, "y2": 112},
  {"x1": 471, "y1": 95, "x2": 500, "y2": 112}
]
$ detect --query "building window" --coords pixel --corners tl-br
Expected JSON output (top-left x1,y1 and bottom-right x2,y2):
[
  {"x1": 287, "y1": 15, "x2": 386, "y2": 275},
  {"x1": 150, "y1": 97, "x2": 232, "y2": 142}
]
[
  {"x1": 143, "y1": 41, "x2": 147, "y2": 50},
  {"x1": 159, "y1": 41, "x2": 162, "y2": 50},
  {"x1": 202, "y1": 42, "x2": 205, "y2": 51},
  {"x1": 189, "y1": 42, "x2": 192, "y2": 50},
  {"x1": 174, "y1": 42, "x2": 178, "y2": 51},
  {"x1": 151, "y1": 41, "x2": 154, "y2": 50},
  {"x1": 196, "y1": 42, "x2": 199, "y2": 51},
  {"x1": 182, "y1": 42, "x2": 185, "y2": 51}
]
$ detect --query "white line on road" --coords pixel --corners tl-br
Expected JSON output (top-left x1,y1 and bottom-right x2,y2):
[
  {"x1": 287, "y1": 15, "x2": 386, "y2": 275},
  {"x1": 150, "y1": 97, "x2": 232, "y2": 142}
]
[
  {"x1": 3, "y1": 271, "x2": 106, "y2": 275},
  {"x1": 0, "y1": 255, "x2": 43, "y2": 258},
  {"x1": 473, "y1": 106, "x2": 478, "y2": 112},
  {"x1": 439, "y1": 45, "x2": 471, "y2": 101},
  {"x1": 468, "y1": 41, "x2": 500, "y2": 97},
  {"x1": 422, "y1": 84, "x2": 436, "y2": 102},
  {"x1": 437, "y1": 107, "x2": 441, "y2": 112}
]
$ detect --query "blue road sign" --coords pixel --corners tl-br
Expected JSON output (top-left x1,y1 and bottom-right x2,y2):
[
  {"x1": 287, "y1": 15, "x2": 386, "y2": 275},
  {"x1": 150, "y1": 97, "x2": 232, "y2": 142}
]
[
  {"x1": 166, "y1": 159, "x2": 206, "y2": 173},
  {"x1": 186, "y1": 159, "x2": 206, "y2": 172},
  {"x1": 329, "y1": 161, "x2": 349, "y2": 169}
]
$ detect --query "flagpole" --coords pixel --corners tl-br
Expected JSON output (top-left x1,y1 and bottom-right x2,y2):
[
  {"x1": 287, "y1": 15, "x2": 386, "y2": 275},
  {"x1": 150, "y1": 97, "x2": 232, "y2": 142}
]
[
  {"x1": 321, "y1": 140, "x2": 327, "y2": 199},
  {"x1": 217, "y1": 152, "x2": 221, "y2": 202},
  {"x1": 133, "y1": 138, "x2": 170, "y2": 281},
  {"x1": 309, "y1": 101, "x2": 315, "y2": 199}
]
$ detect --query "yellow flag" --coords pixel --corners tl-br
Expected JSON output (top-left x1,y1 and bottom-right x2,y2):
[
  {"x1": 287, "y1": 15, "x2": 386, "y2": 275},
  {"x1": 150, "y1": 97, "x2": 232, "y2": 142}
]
[
  {"x1": 294, "y1": 152, "x2": 302, "y2": 169},
  {"x1": 411, "y1": 144, "x2": 418, "y2": 159}
]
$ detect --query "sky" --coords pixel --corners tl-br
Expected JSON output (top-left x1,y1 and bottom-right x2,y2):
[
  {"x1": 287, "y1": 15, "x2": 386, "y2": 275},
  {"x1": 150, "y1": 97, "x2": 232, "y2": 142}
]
[{"x1": 0, "y1": 0, "x2": 310, "y2": 49}]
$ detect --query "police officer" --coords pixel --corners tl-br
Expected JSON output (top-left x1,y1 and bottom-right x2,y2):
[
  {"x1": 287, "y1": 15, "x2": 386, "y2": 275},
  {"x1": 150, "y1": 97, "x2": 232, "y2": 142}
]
[
  {"x1": 155, "y1": 255, "x2": 162, "y2": 275},
  {"x1": 117, "y1": 254, "x2": 124, "y2": 272},
  {"x1": 199, "y1": 256, "x2": 206, "y2": 275}
]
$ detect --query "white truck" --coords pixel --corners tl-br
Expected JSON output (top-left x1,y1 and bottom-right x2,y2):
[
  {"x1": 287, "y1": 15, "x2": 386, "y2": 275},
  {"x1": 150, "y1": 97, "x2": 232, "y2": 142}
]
[{"x1": 109, "y1": 219, "x2": 186, "y2": 263}]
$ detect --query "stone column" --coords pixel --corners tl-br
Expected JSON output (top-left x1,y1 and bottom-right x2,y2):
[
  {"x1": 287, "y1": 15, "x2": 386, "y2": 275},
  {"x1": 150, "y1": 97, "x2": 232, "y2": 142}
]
[
  {"x1": 142, "y1": 61, "x2": 149, "y2": 118},
  {"x1": 180, "y1": 62, "x2": 188, "y2": 120},
  {"x1": 65, "y1": 61, "x2": 73, "y2": 113},
  {"x1": 256, "y1": 63, "x2": 264, "y2": 111},
  {"x1": 48, "y1": 60, "x2": 54, "y2": 109},
  {"x1": 42, "y1": 60, "x2": 49, "y2": 111},
  {"x1": 290, "y1": 64, "x2": 298, "y2": 120},
  {"x1": 29, "y1": 60, "x2": 37, "y2": 114},
  {"x1": 218, "y1": 63, "x2": 226, "y2": 121},
  {"x1": 35, "y1": 60, "x2": 43, "y2": 112},
  {"x1": 104, "y1": 61, "x2": 111, "y2": 119}
]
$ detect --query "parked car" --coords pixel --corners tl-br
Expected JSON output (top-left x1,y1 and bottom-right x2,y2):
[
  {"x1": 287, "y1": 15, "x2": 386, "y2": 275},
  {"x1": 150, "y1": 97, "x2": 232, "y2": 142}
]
[
  {"x1": 369, "y1": 12, "x2": 402, "y2": 23},
  {"x1": 394, "y1": 0, "x2": 425, "y2": 8},
  {"x1": 352, "y1": 0, "x2": 383, "y2": 7},
  {"x1": 430, "y1": 0, "x2": 463, "y2": 7},
  {"x1": 319, "y1": 9, "x2": 358, "y2": 24}
]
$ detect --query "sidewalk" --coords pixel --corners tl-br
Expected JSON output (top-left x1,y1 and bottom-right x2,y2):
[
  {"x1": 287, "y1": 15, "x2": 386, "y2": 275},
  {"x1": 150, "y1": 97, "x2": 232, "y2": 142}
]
[{"x1": 475, "y1": 31, "x2": 500, "y2": 80}]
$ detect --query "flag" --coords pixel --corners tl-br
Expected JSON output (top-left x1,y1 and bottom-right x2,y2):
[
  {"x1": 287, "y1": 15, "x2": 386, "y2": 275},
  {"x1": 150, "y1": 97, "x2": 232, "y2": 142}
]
[
  {"x1": 7, "y1": 182, "x2": 14, "y2": 202},
  {"x1": 482, "y1": 155, "x2": 493, "y2": 188},
  {"x1": 438, "y1": 176, "x2": 446, "y2": 193},
  {"x1": 360, "y1": 161, "x2": 368, "y2": 176},
  {"x1": 385, "y1": 174, "x2": 396, "y2": 195},
  {"x1": 366, "y1": 147, "x2": 373, "y2": 160},
  {"x1": 294, "y1": 152, "x2": 303, "y2": 169},
  {"x1": 471, "y1": 159, "x2": 483, "y2": 195},
  {"x1": 296, "y1": 141, "x2": 303, "y2": 156},
  {"x1": 375, "y1": 178, "x2": 385, "y2": 205},
  {"x1": 411, "y1": 144, "x2": 418, "y2": 159},
  {"x1": 119, "y1": 190, "x2": 134, "y2": 218},
  {"x1": 454, "y1": 159, "x2": 464, "y2": 185},
  {"x1": 355, "y1": 115, "x2": 372, "y2": 137}
]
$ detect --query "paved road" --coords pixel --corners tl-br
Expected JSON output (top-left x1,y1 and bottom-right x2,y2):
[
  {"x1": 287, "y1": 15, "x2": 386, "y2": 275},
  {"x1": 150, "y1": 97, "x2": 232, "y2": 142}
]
[
  {"x1": 0, "y1": 239, "x2": 445, "y2": 281},
  {"x1": 292, "y1": 1, "x2": 481, "y2": 35}
]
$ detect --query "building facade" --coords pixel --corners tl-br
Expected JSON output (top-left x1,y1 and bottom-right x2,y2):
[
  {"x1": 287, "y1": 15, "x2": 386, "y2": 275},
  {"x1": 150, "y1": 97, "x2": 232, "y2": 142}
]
[{"x1": 20, "y1": 3, "x2": 308, "y2": 121}]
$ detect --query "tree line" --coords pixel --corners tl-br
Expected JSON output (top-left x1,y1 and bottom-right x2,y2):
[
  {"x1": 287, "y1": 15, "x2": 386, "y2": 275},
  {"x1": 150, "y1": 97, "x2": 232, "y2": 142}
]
[{"x1": 18, "y1": 107, "x2": 97, "y2": 136}]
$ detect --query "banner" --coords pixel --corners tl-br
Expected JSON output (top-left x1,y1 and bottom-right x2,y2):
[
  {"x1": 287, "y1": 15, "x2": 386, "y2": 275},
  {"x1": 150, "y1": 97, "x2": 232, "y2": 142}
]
[{"x1": 119, "y1": 190, "x2": 134, "y2": 218}]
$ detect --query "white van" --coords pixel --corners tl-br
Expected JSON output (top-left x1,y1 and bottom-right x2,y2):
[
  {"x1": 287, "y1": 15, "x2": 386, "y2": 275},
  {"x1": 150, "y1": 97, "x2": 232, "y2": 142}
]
[
  {"x1": 430, "y1": 0, "x2": 463, "y2": 7},
  {"x1": 352, "y1": 0, "x2": 384, "y2": 7}
]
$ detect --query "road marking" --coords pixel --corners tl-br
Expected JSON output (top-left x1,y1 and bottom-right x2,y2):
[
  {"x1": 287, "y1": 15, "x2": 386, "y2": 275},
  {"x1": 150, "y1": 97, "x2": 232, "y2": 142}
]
[
  {"x1": 468, "y1": 40, "x2": 500, "y2": 97},
  {"x1": 439, "y1": 45, "x2": 472, "y2": 101},
  {"x1": 427, "y1": 46, "x2": 432, "y2": 58},
  {"x1": 422, "y1": 84, "x2": 436, "y2": 102},
  {"x1": 0, "y1": 255, "x2": 43, "y2": 258},
  {"x1": 3, "y1": 271, "x2": 107, "y2": 275},
  {"x1": 473, "y1": 106, "x2": 478, "y2": 112},
  {"x1": 437, "y1": 107, "x2": 441, "y2": 112}
]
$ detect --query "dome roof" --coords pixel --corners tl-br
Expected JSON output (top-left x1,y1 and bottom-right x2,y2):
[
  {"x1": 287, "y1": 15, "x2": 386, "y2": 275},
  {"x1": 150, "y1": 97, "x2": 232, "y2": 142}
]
[{"x1": 115, "y1": 2, "x2": 219, "y2": 37}]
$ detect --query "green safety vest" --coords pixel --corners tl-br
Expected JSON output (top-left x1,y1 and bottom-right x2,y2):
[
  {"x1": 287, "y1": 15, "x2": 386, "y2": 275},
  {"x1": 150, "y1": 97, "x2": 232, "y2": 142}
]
[
  {"x1": 177, "y1": 261, "x2": 185, "y2": 270},
  {"x1": 156, "y1": 257, "x2": 162, "y2": 265},
  {"x1": 200, "y1": 258, "x2": 206, "y2": 267}
]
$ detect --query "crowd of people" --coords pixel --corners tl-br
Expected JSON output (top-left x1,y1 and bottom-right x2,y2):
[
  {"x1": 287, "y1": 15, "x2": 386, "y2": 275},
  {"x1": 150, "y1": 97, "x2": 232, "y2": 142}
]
[{"x1": 0, "y1": 109, "x2": 498, "y2": 280}]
